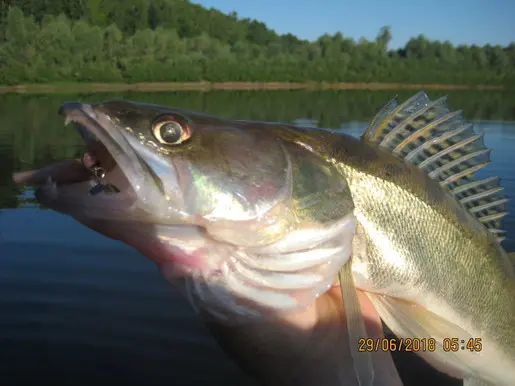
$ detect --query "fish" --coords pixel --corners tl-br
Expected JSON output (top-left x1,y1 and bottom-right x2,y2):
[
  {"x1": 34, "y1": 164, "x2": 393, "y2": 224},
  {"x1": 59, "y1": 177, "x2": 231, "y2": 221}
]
[{"x1": 12, "y1": 92, "x2": 515, "y2": 386}]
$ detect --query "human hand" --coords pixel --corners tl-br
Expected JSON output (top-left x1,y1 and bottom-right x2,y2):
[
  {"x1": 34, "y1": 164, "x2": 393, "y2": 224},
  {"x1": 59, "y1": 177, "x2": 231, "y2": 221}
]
[{"x1": 201, "y1": 286, "x2": 403, "y2": 386}]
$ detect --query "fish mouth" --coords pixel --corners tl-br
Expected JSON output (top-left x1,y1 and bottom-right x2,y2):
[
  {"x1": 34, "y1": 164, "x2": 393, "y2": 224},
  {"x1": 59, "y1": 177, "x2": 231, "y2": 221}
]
[{"x1": 13, "y1": 102, "x2": 163, "y2": 219}]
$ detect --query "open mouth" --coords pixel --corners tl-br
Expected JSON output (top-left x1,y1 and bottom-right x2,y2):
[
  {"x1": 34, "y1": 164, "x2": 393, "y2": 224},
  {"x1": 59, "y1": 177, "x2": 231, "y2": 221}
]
[
  {"x1": 60, "y1": 103, "x2": 128, "y2": 197},
  {"x1": 13, "y1": 102, "x2": 140, "y2": 215}
]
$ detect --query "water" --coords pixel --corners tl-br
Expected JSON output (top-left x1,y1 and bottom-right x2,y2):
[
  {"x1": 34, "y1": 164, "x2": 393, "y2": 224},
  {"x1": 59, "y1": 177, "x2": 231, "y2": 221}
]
[{"x1": 1, "y1": 91, "x2": 514, "y2": 386}]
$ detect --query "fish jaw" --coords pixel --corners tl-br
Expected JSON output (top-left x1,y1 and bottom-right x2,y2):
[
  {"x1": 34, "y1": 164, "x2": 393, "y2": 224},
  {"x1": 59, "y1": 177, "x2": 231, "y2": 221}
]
[{"x1": 33, "y1": 102, "x2": 190, "y2": 224}]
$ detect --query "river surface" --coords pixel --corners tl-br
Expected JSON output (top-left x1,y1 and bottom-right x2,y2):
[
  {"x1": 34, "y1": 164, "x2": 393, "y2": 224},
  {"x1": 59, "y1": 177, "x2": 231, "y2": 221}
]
[{"x1": 1, "y1": 90, "x2": 514, "y2": 386}]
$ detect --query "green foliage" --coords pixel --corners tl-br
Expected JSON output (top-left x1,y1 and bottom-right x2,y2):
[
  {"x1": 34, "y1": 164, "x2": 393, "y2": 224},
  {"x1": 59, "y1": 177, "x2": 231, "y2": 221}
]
[{"x1": 1, "y1": 2, "x2": 514, "y2": 86}]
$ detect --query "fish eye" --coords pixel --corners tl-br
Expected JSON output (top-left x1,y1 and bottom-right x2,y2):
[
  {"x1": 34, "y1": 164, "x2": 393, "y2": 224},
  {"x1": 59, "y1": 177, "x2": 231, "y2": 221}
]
[{"x1": 152, "y1": 115, "x2": 191, "y2": 145}]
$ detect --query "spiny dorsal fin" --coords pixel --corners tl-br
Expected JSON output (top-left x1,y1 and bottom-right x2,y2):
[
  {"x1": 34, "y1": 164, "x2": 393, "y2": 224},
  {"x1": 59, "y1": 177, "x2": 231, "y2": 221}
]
[{"x1": 363, "y1": 91, "x2": 508, "y2": 243}]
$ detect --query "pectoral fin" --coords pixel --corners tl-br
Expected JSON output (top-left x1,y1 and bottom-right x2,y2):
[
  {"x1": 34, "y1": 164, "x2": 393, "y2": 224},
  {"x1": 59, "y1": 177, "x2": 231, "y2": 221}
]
[
  {"x1": 366, "y1": 293, "x2": 485, "y2": 381},
  {"x1": 464, "y1": 378, "x2": 495, "y2": 386},
  {"x1": 339, "y1": 261, "x2": 374, "y2": 386}
]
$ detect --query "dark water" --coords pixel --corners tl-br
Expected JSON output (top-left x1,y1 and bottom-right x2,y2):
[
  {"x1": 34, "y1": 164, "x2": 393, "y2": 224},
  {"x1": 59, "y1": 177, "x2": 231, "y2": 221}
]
[{"x1": 1, "y1": 91, "x2": 514, "y2": 386}]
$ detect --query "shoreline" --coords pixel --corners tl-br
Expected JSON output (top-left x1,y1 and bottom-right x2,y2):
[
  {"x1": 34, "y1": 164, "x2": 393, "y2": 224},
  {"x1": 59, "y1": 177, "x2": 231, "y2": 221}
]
[{"x1": 0, "y1": 82, "x2": 507, "y2": 94}]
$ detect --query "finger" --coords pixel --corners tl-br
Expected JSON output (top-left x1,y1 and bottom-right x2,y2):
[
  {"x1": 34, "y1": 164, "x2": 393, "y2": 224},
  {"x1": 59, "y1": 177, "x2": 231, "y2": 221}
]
[
  {"x1": 12, "y1": 159, "x2": 90, "y2": 185},
  {"x1": 202, "y1": 287, "x2": 403, "y2": 386}
]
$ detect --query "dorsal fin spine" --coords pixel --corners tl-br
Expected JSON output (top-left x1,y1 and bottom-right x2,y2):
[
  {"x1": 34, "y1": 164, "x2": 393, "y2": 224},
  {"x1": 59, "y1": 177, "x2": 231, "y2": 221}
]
[
  {"x1": 363, "y1": 92, "x2": 508, "y2": 242},
  {"x1": 469, "y1": 198, "x2": 509, "y2": 214},
  {"x1": 428, "y1": 149, "x2": 490, "y2": 179},
  {"x1": 366, "y1": 96, "x2": 398, "y2": 138},
  {"x1": 440, "y1": 162, "x2": 491, "y2": 186},
  {"x1": 479, "y1": 213, "x2": 509, "y2": 223},
  {"x1": 402, "y1": 117, "x2": 469, "y2": 162},
  {"x1": 381, "y1": 96, "x2": 448, "y2": 148},
  {"x1": 418, "y1": 134, "x2": 483, "y2": 169},
  {"x1": 459, "y1": 187, "x2": 504, "y2": 204},
  {"x1": 394, "y1": 110, "x2": 463, "y2": 155},
  {"x1": 364, "y1": 91, "x2": 429, "y2": 142},
  {"x1": 451, "y1": 176, "x2": 499, "y2": 195}
]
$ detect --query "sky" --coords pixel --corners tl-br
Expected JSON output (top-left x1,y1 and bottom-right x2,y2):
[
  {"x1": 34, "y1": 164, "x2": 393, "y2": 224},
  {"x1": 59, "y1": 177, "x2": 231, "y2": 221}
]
[{"x1": 193, "y1": 0, "x2": 515, "y2": 49}]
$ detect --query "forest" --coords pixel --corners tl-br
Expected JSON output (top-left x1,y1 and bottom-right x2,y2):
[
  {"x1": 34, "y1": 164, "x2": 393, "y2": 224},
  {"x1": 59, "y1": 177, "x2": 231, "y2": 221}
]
[{"x1": 1, "y1": 0, "x2": 514, "y2": 86}]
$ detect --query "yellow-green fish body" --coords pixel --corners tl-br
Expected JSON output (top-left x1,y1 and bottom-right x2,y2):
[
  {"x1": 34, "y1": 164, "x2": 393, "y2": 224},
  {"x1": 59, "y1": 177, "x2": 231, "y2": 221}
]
[{"x1": 331, "y1": 93, "x2": 514, "y2": 385}]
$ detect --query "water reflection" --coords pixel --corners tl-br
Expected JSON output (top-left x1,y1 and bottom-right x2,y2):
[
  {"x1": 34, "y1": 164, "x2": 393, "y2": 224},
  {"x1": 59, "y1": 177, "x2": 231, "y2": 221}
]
[{"x1": 1, "y1": 91, "x2": 514, "y2": 386}]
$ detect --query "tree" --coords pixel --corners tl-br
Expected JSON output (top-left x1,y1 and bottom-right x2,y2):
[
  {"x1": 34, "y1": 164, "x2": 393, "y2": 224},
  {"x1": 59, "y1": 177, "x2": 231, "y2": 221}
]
[
  {"x1": 0, "y1": 3, "x2": 513, "y2": 87},
  {"x1": 375, "y1": 26, "x2": 392, "y2": 53}
]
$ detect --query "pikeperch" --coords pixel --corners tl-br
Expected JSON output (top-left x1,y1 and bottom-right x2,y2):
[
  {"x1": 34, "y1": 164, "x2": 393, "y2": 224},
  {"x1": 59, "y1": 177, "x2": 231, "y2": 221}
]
[{"x1": 12, "y1": 92, "x2": 515, "y2": 386}]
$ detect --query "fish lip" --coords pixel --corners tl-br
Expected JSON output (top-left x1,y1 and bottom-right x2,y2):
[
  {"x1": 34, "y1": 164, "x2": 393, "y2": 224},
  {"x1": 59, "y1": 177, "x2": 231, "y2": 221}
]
[
  {"x1": 59, "y1": 102, "x2": 138, "y2": 182},
  {"x1": 57, "y1": 102, "x2": 165, "y2": 216}
]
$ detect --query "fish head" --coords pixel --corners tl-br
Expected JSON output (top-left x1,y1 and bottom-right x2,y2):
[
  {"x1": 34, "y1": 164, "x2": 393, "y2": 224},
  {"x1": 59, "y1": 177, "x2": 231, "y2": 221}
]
[
  {"x1": 24, "y1": 100, "x2": 357, "y2": 320},
  {"x1": 47, "y1": 100, "x2": 299, "y2": 244}
]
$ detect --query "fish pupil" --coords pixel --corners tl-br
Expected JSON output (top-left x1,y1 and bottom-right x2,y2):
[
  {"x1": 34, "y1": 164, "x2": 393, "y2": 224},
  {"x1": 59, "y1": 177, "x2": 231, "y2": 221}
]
[{"x1": 160, "y1": 122, "x2": 182, "y2": 144}]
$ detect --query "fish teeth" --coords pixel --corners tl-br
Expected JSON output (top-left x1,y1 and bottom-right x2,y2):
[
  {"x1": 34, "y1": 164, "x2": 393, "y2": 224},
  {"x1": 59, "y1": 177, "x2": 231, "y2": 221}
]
[{"x1": 44, "y1": 176, "x2": 57, "y2": 193}]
